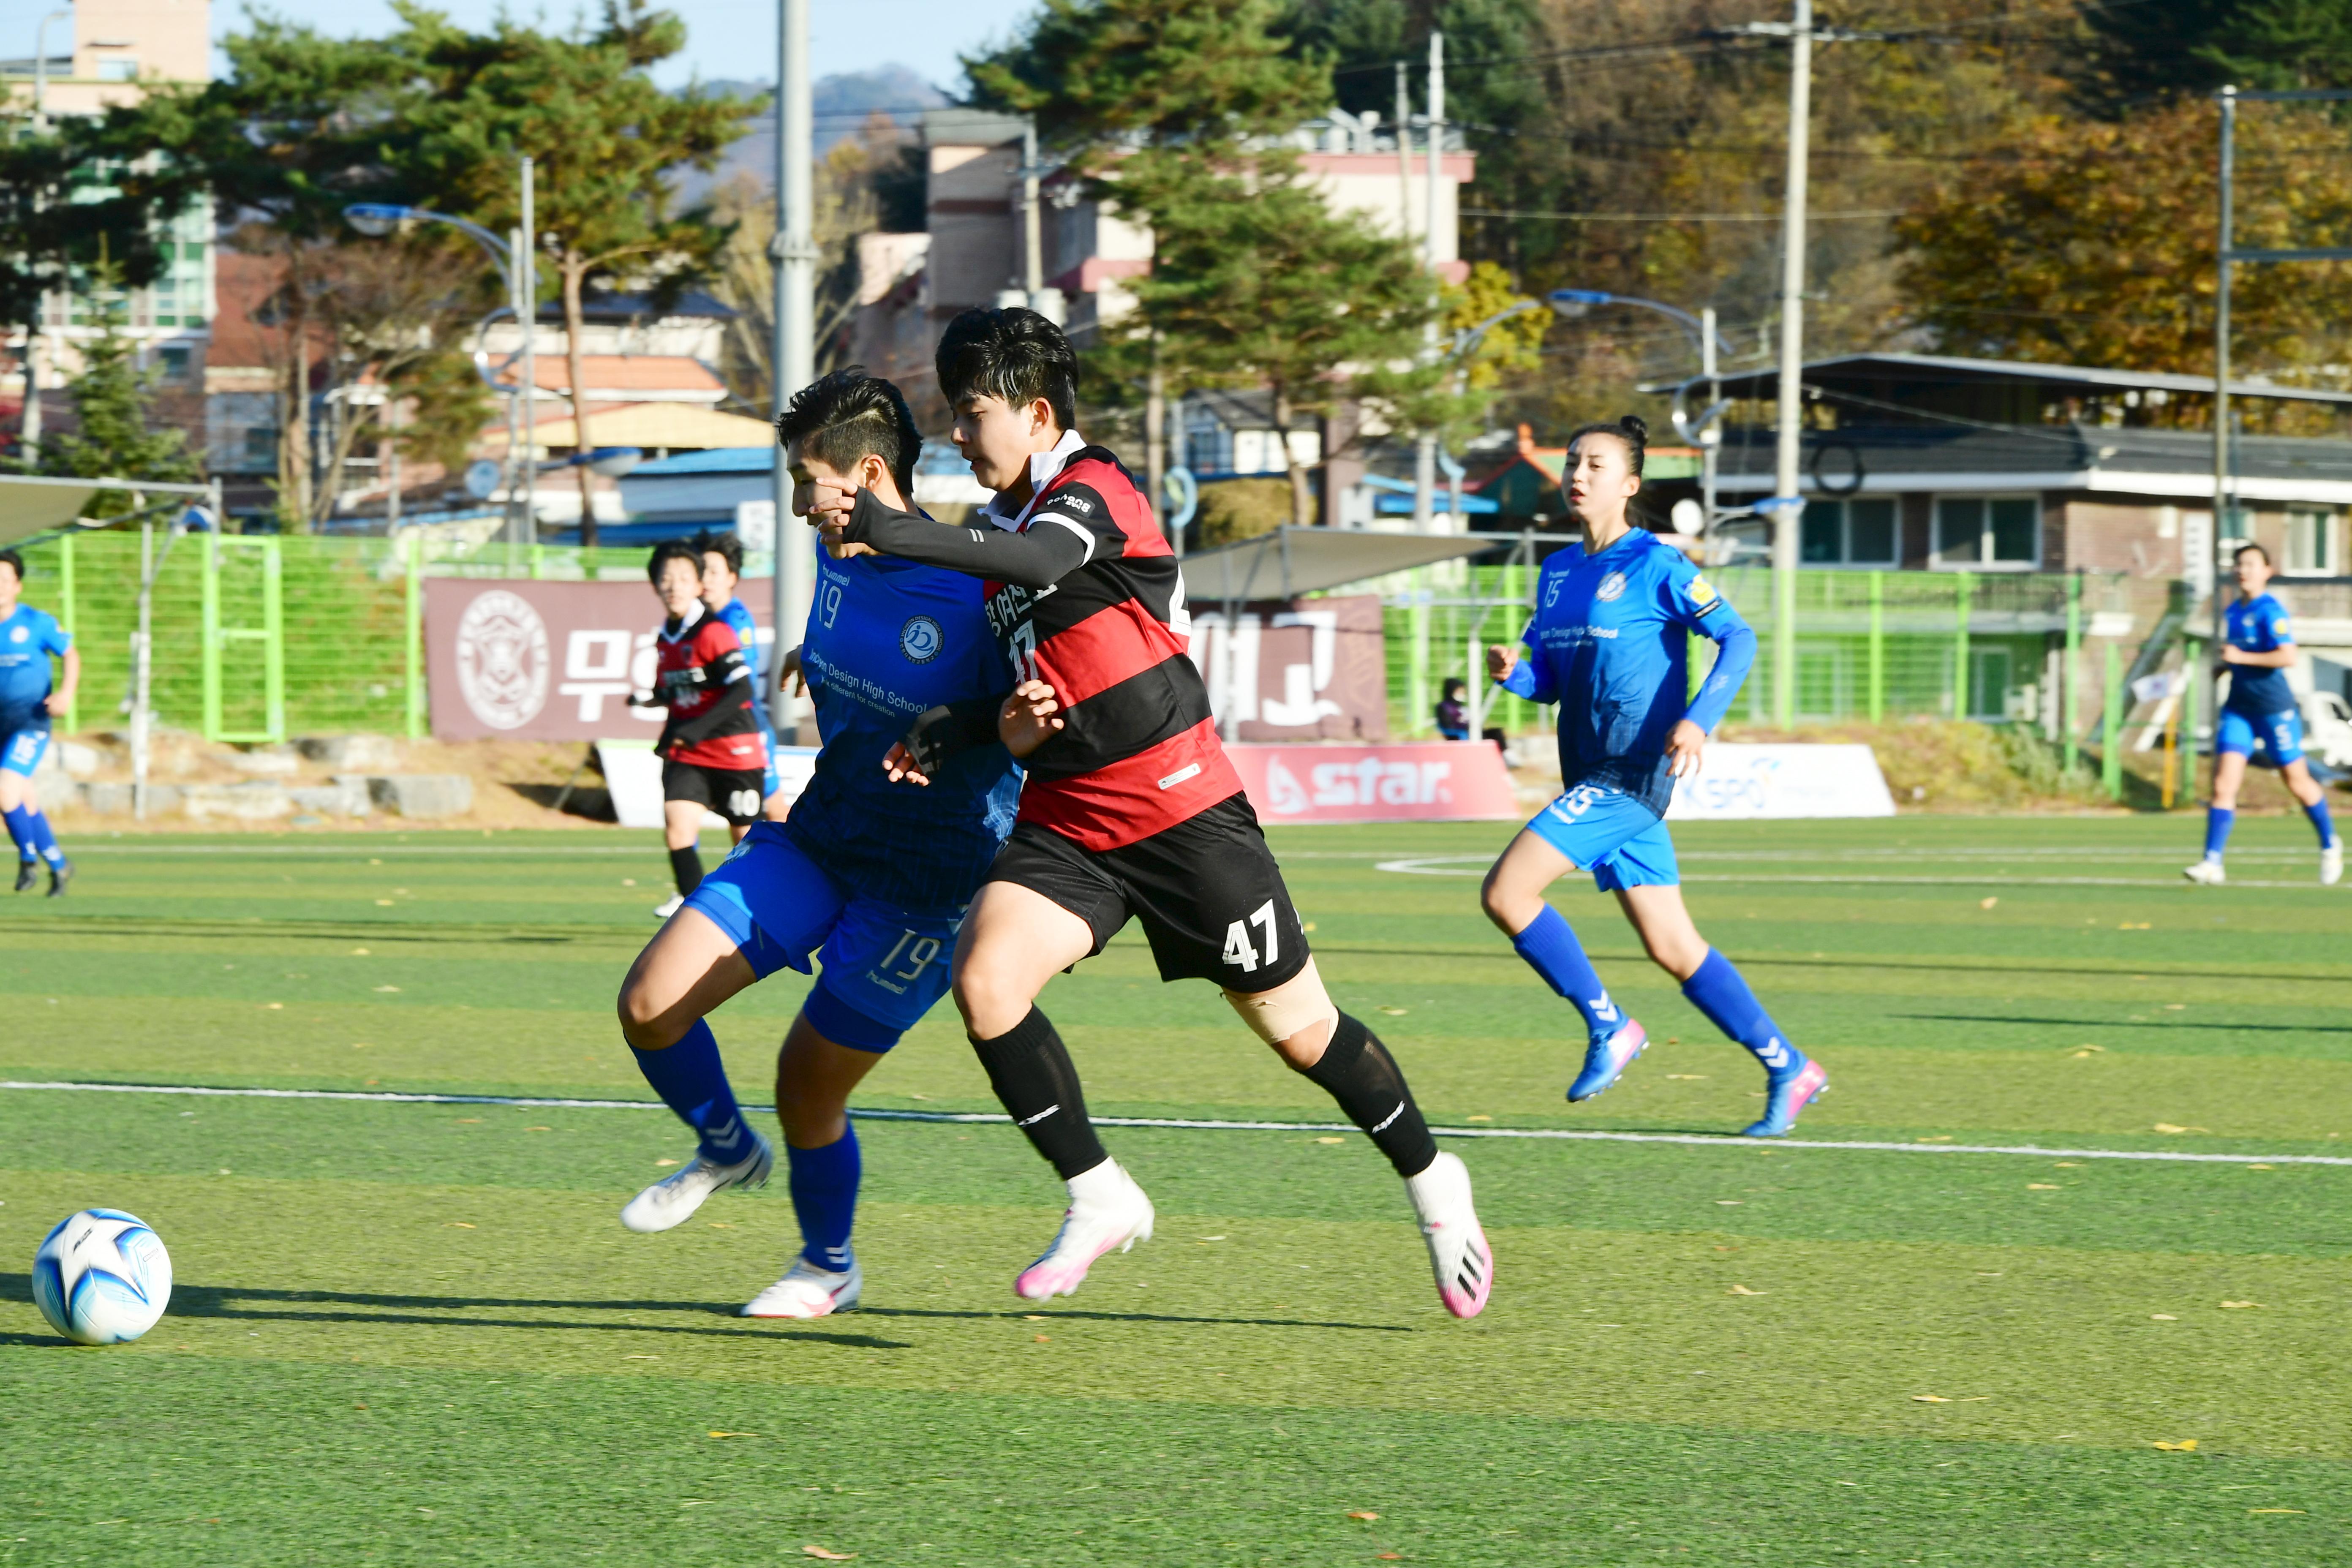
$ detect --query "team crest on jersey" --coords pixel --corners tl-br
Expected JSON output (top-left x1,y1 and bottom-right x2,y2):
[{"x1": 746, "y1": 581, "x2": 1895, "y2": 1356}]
[
  {"x1": 6, "y1": 626, "x2": 24, "y2": 643},
  {"x1": 1594, "y1": 571, "x2": 1629, "y2": 602},
  {"x1": 899, "y1": 615, "x2": 944, "y2": 664}
]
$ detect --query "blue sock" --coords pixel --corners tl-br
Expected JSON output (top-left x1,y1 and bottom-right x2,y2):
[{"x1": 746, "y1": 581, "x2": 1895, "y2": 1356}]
[
  {"x1": 2203, "y1": 807, "x2": 2235, "y2": 861},
  {"x1": 2305, "y1": 797, "x2": 2337, "y2": 849},
  {"x1": 1682, "y1": 948, "x2": 1805, "y2": 1083},
  {"x1": 22, "y1": 808, "x2": 63, "y2": 866},
  {"x1": 1511, "y1": 904, "x2": 1624, "y2": 1040},
  {"x1": 786, "y1": 1125, "x2": 861, "y2": 1271},
  {"x1": 629, "y1": 1020, "x2": 755, "y2": 1164},
  {"x1": 3, "y1": 804, "x2": 33, "y2": 863}
]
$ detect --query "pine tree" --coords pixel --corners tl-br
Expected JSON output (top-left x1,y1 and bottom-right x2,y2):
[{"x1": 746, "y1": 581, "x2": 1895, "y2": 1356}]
[
  {"x1": 970, "y1": 0, "x2": 1437, "y2": 527},
  {"x1": 38, "y1": 261, "x2": 199, "y2": 518}
]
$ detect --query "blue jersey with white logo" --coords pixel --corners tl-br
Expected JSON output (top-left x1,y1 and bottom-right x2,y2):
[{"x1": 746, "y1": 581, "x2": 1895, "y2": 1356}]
[
  {"x1": 786, "y1": 536, "x2": 1021, "y2": 912},
  {"x1": 1500, "y1": 529, "x2": 1756, "y2": 815},
  {"x1": 0, "y1": 604, "x2": 71, "y2": 734},
  {"x1": 714, "y1": 596, "x2": 779, "y2": 755},
  {"x1": 2224, "y1": 591, "x2": 2296, "y2": 717}
]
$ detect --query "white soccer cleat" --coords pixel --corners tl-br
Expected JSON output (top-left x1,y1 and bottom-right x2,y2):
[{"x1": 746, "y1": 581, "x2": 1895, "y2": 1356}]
[
  {"x1": 1407, "y1": 1150, "x2": 1493, "y2": 1320},
  {"x1": 619, "y1": 1133, "x2": 773, "y2": 1233},
  {"x1": 2182, "y1": 858, "x2": 2226, "y2": 886},
  {"x1": 742, "y1": 1256, "x2": 862, "y2": 1318},
  {"x1": 653, "y1": 894, "x2": 686, "y2": 919},
  {"x1": 2324, "y1": 842, "x2": 2343, "y2": 887},
  {"x1": 1014, "y1": 1162, "x2": 1155, "y2": 1301}
]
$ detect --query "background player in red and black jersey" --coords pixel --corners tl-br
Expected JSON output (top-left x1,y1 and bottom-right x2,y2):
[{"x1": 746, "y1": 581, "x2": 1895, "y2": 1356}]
[
  {"x1": 816, "y1": 307, "x2": 1492, "y2": 1319},
  {"x1": 637, "y1": 542, "x2": 765, "y2": 915}
]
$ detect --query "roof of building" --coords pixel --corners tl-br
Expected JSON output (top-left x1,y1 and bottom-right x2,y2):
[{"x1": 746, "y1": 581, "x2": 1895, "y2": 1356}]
[
  {"x1": 1657, "y1": 351, "x2": 2352, "y2": 408},
  {"x1": 493, "y1": 356, "x2": 727, "y2": 401},
  {"x1": 533, "y1": 288, "x2": 736, "y2": 324}
]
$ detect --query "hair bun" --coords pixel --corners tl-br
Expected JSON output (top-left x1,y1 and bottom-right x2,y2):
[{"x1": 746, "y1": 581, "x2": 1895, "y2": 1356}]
[{"x1": 1617, "y1": 414, "x2": 1649, "y2": 443}]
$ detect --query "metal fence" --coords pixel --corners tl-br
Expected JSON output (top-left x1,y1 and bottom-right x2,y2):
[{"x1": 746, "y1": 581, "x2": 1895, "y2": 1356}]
[
  {"x1": 1379, "y1": 559, "x2": 2134, "y2": 740},
  {"x1": 8, "y1": 526, "x2": 2136, "y2": 750}
]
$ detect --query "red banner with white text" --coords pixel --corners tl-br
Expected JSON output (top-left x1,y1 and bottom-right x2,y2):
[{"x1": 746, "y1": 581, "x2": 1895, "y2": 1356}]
[{"x1": 1227, "y1": 741, "x2": 1521, "y2": 825}]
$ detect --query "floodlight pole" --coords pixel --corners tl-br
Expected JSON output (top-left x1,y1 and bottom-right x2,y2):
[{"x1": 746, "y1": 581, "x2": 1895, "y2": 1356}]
[
  {"x1": 772, "y1": 0, "x2": 817, "y2": 742},
  {"x1": 2205, "y1": 83, "x2": 2352, "y2": 785},
  {"x1": 1768, "y1": 0, "x2": 1812, "y2": 729},
  {"x1": 518, "y1": 156, "x2": 537, "y2": 553},
  {"x1": 1412, "y1": 31, "x2": 1443, "y2": 535}
]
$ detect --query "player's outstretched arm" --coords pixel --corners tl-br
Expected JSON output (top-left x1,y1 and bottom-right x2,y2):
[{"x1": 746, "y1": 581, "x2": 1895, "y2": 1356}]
[
  {"x1": 821, "y1": 487, "x2": 1091, "y2": 590},
  {"x1": 883, "y1": 692, "x2": 1012, "y2": 786}
]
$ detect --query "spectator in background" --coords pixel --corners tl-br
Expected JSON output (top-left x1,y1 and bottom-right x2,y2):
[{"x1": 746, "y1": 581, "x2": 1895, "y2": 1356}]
[{"x1": 1436, "y1": 677, "x2": 1470, "y2": 740}]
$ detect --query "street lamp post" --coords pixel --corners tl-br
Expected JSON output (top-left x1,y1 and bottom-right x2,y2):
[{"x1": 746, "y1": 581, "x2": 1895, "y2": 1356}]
[{"x1": 345, "y1": 163, "x2": 536, "y2": 545}]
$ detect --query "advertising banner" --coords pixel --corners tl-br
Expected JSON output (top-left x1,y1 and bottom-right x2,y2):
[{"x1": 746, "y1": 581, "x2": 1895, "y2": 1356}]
[
  {"x1": 424, "y1": 577, "x2": 774, "y2": 741},
  {"x1": 1185, "y1": 593, "x2": 1388, "y2": 742},
  {"x1": 1664, "y1": 743, "x2": 1897, "y2": 820},
  {"x1": 1228, "y1": 740, "x2": 1520, "y2": 825}
]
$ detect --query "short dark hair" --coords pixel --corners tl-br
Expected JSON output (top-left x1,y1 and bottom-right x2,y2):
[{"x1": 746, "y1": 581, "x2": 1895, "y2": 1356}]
[
  {"x1": 936, "y1": 307, "x2": 1077, "y2": 433},
  {"x1": 0, "y1": 548, "x2": 22, "y2": 584},
  {"x1": 647, "y1": 539, "x2": 704, "y2": 585},
  {"x1": 693, "y1": 528, "x2": 743, "y2": 577},
  {"x1": 774, "y1": 368, "x2": 920, "y2": 497},
  {"x1": 2235, "y1": 541, "x2": 2272, "y2": 566},
  {"x1": 1566, "y1": 414, "x2": 1650, "y2": 477}
]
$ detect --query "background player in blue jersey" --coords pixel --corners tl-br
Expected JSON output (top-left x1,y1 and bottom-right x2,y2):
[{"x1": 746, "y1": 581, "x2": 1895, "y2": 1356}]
[
  {"x1": 613, "y1": 370, "x2": 1024, "y2": 1319},
  {"x1": 694, "y1": 528, "x2": 792, "y2": 825},
  {"x1": 1480, "y1": 416, "x2": 1828, "y2": 1136},
  {"x1": 0, "y1": 548, "x2": 78, "y2": 896},
  {"x1": 2186, "y1": 541, "x2": 2340, "y2": 885}
]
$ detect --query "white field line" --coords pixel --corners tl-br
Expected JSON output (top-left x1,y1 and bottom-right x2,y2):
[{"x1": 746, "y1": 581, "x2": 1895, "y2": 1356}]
[{"x1": 8, "y1": 1078, "x2": 2348, "y2": 1168}]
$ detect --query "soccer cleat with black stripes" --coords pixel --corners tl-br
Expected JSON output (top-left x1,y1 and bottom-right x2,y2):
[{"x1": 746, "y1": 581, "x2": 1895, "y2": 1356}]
[
  {"x1": 13, "y1": 860, "x2": 35, "y2": 893},
  {"x1": 44, "y1": 858, "x2": 71, "y2": 897},
  {"x1": 1406, "y1": 1150, "x2": 1493, "y2": 1319}
]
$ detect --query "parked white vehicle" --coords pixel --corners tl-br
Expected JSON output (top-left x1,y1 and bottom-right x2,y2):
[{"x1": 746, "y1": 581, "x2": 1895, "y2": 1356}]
[{"x1": 2303, "y1": 689, "x2": 2352, "y2": 771}]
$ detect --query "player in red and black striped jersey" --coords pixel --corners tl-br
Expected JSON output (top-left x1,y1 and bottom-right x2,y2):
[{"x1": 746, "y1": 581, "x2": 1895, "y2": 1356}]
[
  {"x1": 818, "y1": 307, "x2": 1491, "y2": 1319},
  {"x1": 637, "y1": 542, "x2": 765, "y2": 915}
]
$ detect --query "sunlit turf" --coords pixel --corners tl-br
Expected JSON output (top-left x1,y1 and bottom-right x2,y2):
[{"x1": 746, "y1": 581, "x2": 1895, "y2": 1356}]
[{"x1": 4, "y1": 815, "x2": 2351, "y2": 1564}]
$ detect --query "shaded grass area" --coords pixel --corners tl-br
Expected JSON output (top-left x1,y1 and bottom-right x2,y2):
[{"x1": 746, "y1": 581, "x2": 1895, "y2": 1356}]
[{"x1": 4, "y1": 819, "x2": 2351, "y2": 1563}]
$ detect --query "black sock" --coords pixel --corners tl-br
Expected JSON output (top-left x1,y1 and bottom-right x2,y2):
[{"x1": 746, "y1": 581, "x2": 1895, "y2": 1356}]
[
  {"x1": 969, "y1": 1007, "x2": 1110, "y2": 1180},
  {"x1": 1299, "y1": 1013, "x2": 1439, "y2": 1179},
  {"x1": 669, "y1": 845, "x2": 704, "y2": 897}
]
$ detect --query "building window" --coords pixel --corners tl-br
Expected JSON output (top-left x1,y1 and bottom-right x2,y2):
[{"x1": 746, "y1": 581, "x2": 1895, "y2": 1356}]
[
  {"x1": 2287, "y1": 507, "x2": 2336, "y2": 575},
  {"x1": 156, "y1": 346, "x2": 191, "y2": 382},
  {"x1": 96, "y1": 58, "x2": 139, "y2": 82},
  {"x1": 1799, "y1": 497, "x2": 1898, "y2": 566},
  {"x1": 1932, "y1": 496, "x2": 2040, "y2": 569}
]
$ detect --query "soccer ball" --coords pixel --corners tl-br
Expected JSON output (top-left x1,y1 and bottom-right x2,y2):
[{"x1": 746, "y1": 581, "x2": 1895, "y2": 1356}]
[{"x1": 31, "y1": 1209, "x2": 173, "y2": 1345}]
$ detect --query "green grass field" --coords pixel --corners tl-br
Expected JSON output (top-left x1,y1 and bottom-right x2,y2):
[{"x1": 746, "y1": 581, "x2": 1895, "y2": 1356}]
[{"x1": 5, "y1": 814, "x2": 2350, "y2": 1565}]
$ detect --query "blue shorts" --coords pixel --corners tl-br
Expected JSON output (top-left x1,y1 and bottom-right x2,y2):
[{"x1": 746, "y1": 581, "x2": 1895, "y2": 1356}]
[
  {"x1": 680, "y1": 821, "x2": 961, "y2": 1051},
  {"x1": 2218, "y1": 707, "x2": 2303, "y2": 766},
  {"x1": 2, "y1": 727, "x2": 49, "y2": 779},
  {"x1": 1524, "y1": 783, "x2": 1681, "y2": 892}
]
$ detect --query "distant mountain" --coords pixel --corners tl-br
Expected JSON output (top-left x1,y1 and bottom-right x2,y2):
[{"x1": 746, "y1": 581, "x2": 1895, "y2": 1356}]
[{"x1": 677, "y1": 65, "x2": 949, "y2": 205}]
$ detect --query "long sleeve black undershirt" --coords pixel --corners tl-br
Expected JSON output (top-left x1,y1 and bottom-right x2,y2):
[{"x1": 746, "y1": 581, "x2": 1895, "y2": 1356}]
[{"x1": 837, "y1": 487, "x2": 1089, "y2": 590}]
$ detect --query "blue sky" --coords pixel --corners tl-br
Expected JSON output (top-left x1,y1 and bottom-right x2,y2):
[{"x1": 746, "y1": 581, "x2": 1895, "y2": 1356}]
[{"x1": 198, "y1": 0, "x2": 1037, "y2": 95}]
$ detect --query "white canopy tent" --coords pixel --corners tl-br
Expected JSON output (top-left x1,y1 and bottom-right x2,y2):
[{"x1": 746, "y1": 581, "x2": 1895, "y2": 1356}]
[
  {"x1": 0, "y1": 475, "x2": 222, "y2": 819},
  {"x1": 1178, "y1": 525, "x2": 1516, "y2": 606}
]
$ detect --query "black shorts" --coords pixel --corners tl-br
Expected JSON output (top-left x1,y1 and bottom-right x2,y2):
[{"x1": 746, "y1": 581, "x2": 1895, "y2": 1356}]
[
  {"x1": 986, "y1": 791, "x2": 1310, "y2": 991},
  {"x1": 662, "y1": 759, "x2": 766, "y2": 827}
]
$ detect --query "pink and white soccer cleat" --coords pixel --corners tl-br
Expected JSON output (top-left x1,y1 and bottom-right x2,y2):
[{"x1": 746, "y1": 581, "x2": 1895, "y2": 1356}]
[
  {"x1": 1014, "y1": 1162, "x2": 1155, "y2": 1301},
  {"x1": 1407, "y1": 1151, "x2": 1493, "y2": 1319},
  {"x1": 741, "y1": 1256, "x2": 862, "y2": 1319}
]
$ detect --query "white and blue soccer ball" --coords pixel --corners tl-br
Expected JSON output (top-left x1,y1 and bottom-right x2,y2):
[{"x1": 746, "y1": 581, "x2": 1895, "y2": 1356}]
[{"x1": 32, "y1": 1209, "x2": 173, "y2": 1345}]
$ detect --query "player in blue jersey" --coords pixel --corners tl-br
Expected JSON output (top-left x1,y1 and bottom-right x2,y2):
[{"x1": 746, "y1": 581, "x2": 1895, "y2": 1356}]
[
  {"x1": 613, "y1": 370, "x2": 1025, "y2": 1318},
  {"x1": 1479, "y1": 416, "x2": 1828, "y2": 1136},
  {"x1": 694, "y1": 528, "x2": 791, "y2": 824},
  {"x1": 0, "y1": 548, "x2": 78, "y2": 897},
  {"x1": 2186, "y1": 541, "x2": 2340, "y2": 885}
]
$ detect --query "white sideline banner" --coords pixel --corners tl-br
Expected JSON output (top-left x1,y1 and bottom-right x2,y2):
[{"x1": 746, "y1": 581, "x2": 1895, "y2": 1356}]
[{"x1": 1665, "y1": 743, "x2": 1896, "y2": 820}]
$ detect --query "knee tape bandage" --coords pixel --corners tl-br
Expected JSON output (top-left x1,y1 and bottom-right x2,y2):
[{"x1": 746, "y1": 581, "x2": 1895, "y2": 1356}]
[{"x1": 1223, "y1": 958, "x2": 1340, "y2": 1046}]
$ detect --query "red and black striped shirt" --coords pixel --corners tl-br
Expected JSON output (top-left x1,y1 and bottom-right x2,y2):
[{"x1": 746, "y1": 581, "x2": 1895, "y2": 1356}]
[{"x1": 838, "y1": 443, "x2": 1241, "y2": 849}]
